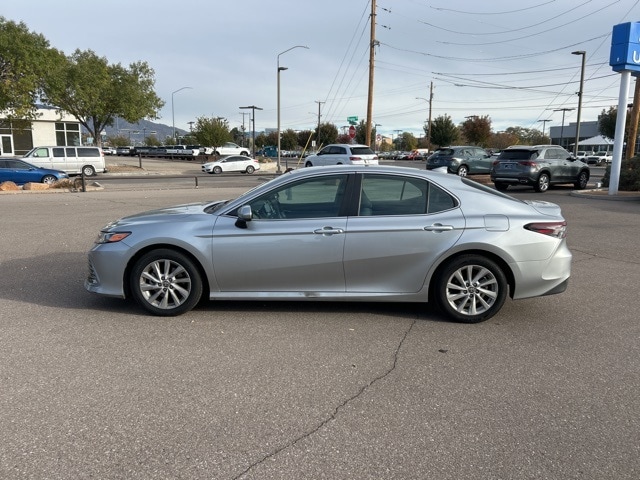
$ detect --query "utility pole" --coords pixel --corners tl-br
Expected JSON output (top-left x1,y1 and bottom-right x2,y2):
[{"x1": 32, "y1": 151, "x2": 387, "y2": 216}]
[
  {"x1": 239, "y1": 111, "x2": 249, "y2": 147},
  {"x1": 315, "y1": 100, "x2": 324, "y2": 149},
  {"x1": 427, "y1": 81, "x2": 434, "y2": 152},
  {"x1": 365, "y1": 0, "x2": 377, "y2": 148},
  {"x1": 626, "y1": 77, "x2": 640, "y2": 160},
  {"x1": 538, "y1": 119, "x2": 551, "y2": 139},
  {"x1": 553, "y1": 108, "x2": 574, "y2": 148}
]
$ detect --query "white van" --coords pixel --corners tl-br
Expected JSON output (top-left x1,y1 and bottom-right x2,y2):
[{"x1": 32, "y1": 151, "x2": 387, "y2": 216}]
[{"x1": 24, "y1": 146, "x2": 106, "y2": 176}]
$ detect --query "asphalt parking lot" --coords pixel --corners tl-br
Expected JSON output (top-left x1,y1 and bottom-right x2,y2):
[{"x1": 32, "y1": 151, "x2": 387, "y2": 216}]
[{"x1": 1, "y1": 174, "x2": 639, "y2": 479}]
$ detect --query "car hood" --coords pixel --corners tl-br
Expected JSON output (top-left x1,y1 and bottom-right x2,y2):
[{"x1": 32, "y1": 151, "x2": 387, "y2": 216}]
[
  {"x1": 523, "y1": 200, "x2": 563, "y2": 217},
  {"x1": 105, "y1": 202, "x2": 220, "y2": 228}
]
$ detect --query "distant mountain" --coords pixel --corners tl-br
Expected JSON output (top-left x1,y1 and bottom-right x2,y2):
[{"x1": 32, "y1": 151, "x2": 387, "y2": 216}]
[{"x1": 92, "y1": 118, "x2": 187, "y2": 145}]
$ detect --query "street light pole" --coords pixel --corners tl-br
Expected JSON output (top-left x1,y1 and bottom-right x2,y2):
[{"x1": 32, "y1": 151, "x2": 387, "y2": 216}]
[
  {"x1": 553, "y1": 108, "x2": 574, "y2": 148},
  {"x1": 572, "y1": 50, "x2": 586, "y2": 156},
  {"x1": 172, "y1": 86, "x2": 192, "y2": 143},
  {"x1": 277, "y1": 45, "x2": 309, "y2": 173}
]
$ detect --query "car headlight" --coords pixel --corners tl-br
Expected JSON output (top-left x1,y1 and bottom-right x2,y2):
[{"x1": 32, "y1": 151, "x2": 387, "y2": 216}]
[{"x1": 96, "y1": 231, "x2": 131, "y2": 244}]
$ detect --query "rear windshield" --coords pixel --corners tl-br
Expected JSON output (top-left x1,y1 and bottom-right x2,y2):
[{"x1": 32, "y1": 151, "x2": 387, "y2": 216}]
[
  {"x1": 498, "y1": 149, "x2": 537, "y2": 160},
  {"x1": 350, "y1": 147, "x2": 375, "y2": 155},
  {"x1": 432, "y1": 149, "x2": 454, "y2": 156}
]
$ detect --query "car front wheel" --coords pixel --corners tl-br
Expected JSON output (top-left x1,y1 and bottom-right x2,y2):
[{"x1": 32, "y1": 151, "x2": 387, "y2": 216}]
[
  {"x1": 41, "y1": 175, "x2": 58, "y2": 184},
  {"x1": 246, "y1": 165, "x2": 255, "y2": 174},
  {"x1": 575, "y1": 170, "x2": 589, "y2": 189},
  {"x1": 213, "y1": 166, "x2": 222, "y2": 174},
  {"x1": 494, "y1": 182, "x2": 508, "y2": 191},
  {"x1": 434, "y1": 255, "x2": 508, "y2": 323},
  {"x1": 129, "y1": 249, "x2": 203, "y2": 316},
  {"x1": 534, "y1": 172, "x2": 550, "y2": 192}
]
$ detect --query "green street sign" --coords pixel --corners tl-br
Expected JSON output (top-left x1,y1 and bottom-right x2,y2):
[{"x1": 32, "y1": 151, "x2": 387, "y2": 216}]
[{"x1": 347, "y1": 116, "x2": 358, "y2": 125}]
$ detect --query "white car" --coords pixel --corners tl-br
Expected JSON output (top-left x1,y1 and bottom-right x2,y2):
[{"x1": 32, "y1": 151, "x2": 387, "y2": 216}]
[
  {"x1": 202, "y1": 155, "x2": 260, "y2": 174},
  {"x1": 585, "y1": 151, "x2": 612, "y2": 165},
  {"x1": 304, "y1": 144, "x2": 379, "y2": 167},
  {"x1": 213, "y1": 142, "x2": 250, "y2": 157}
]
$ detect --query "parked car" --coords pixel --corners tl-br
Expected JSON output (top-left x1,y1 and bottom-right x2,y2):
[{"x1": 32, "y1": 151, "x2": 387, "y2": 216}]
[
  {"x1": 85, "y1": 165, "x2": 572, "y2": 324},
  {"x1": 23, "y1": 146, "x2": 106, "y2": 176},
  {"x1": 304, "y1": 144, "x2": 378, "y2": 167},
  {"x1": 102, "y1": 147, "x2": 117, "y2": 155},
  {"x1": 585, "y1": 151, "x2": 612, "y2": 165},
  {"x1": 202, "y1": 155, "x2": 260, "y2": 174},
  {"x1": 213, "y1": 142, "x2": 250, "y2": 157},
  {"x1": 0, "y1": 157, "x2": 69, "y2": 185},
  {"x1": 491, "y1": 145, "x2": 590, "y2": 192},
  {"x1": 116, "y1": 146, "x2": 133, "y2": 156},
  {"x1": 425, "y1": 146, "x2": 493, "y2": 176}
]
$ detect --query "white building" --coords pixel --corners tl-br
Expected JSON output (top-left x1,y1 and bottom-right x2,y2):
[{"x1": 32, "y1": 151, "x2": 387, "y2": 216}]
[{"x1": 0, "y1": 106, "x2": 81, "y2": 156}]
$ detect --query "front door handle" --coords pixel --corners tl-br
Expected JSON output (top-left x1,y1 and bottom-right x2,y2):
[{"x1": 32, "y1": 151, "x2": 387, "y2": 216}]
[
  {"x1": 314, "y1": 226, "x2": 345, "y2": 236},
  {"x1": 424, "y1": 224, "x2": 454, "y2": 232}
]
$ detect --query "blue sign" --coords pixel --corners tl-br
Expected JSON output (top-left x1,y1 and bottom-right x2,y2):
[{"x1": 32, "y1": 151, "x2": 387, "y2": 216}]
[{"x1": 609, "y1": 22, "x2": 640, "y2": 72}]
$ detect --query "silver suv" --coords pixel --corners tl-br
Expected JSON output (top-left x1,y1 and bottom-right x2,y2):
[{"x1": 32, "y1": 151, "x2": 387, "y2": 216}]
[
  {"x1": 425, "y1": 146, "x2": 492, "y2": 176},
  {"x1": 490, "y1": 145, "x2": 590, "y2": 192},
  {"x1": 304, "y1": 144, "x2": 378, "y2": 167}
]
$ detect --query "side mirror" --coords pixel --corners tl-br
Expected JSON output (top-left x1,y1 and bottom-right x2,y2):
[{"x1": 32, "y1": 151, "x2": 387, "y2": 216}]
[{"x1": 235, "y1": 205, "x2": 253, "y2": 229}]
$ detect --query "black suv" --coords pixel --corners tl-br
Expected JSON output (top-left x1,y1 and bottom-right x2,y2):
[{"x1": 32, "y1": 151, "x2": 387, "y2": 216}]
[
  {"x1": 490, "y1": 145, "x2": 590, "y2": 192},
  {"x1": 425, "y1": 146, "x2": 492, "y2": 176}
]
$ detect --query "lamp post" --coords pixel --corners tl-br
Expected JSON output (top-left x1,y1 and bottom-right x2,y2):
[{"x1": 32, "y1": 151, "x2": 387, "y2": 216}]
[
  {"x1": 172, "y1": 86, "x2": 192, "y2": 143},
  {"x1": 277, "y1": 45, "x2": 309, "y2": 173},
  {"x1": 572, "y1": 50, "x2": 586, "y2": 156},
  {"x1": 239, "y1": 105, "x2": 263, "y2": 158}
]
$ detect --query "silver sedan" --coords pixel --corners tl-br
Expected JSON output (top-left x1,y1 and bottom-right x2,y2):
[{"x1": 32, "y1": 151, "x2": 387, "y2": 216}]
[{"x1": 85, "y1": 165, "x2": 572, "y2": 323}]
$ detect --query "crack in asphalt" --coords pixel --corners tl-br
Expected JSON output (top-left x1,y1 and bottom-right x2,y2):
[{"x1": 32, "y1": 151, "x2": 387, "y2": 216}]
[{"x1": 232, "y1": 318, "x2": 418, "y2": 479}]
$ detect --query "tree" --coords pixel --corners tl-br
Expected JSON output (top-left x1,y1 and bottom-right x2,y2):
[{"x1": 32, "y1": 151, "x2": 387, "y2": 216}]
[
  {"x1": 503, "y1": 126, "x2": 546, "y2": 145},
  {"x1": 280, "y1": 129, "x2": 299, "y2": 151},
  {"x1": 297, "y1": 130, "x2": 315, "y2": 151},
  {"x1": 316, "y1": 122, "x2": 338, "y2": 147},
  {"x1": 193, "y1": 116, "x2": 230, "y2": 147},
  {"x1": 460, "y1": 115, "x2": 492, "y2": 146},
  {"x1": 0, "y1": 17, "x2": 65, "y2": 122},
  {"x1": 430, "y1": 114, "x2": 459, "y2": 147},
  {"x1": 598, "y1": 106, "x2": 617, "y2": 139},
  {"x1": 490, "y1": 131, "x2": 519, "y2": 150},
  {"x1": 43, "y1": 49, "x2": 164, "y2": 147}
]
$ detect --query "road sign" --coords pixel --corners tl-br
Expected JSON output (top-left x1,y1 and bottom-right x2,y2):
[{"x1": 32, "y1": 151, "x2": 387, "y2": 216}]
[
  {"x1": 347, "y1": 116, "x2": 358, "y2": 125},
  {"x1": 349, "y1": 125, "x2": 356, "y2": 139}
]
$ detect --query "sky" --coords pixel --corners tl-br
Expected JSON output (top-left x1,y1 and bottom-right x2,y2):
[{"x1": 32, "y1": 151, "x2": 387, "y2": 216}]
[{"x1": 3, "y1": 0, "x2": 639, "y2": 141}]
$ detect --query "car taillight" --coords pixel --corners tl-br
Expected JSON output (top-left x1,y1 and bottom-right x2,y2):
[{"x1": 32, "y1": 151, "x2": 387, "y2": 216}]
[
  {"x1": 492, "y1": 160, "x2": 500, "y2": 166},
  {"x1": 524, "y1": 221, "x2": 567, "y2": 238},
  {"x1": 518, "y1": 161, "x2": 538, "y2": 167}
]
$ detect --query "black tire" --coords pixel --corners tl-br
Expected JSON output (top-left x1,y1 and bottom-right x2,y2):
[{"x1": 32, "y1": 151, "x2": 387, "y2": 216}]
[
  {"x1": 434, "y1": 255, "x2": 508, "y2": 323},
  {"x1": 129, "y1": 249, "x2": 203, "y2": 316},
  {"x1": 241, "y1": 151, "x2": 250, "y2": 156},
  {"x1": 213, "y1": 166, "x2": 222, "y2": 174},
  {"x1": 305, "y1": 161, "x2": 313, "y2": 167},
  {"x1": 82, "y1": 165, "x2": 96, "y2": 177},
  {"x1": 534, "y1": 172, "x2": 550, "y2": 192},
  {"x1": 41, "y1": 175, "x2": 58, "y2": 184},
  {"x1": 574, "y1": 170, "x2": 589, "y2": 190},
  {"x1": 494, "y1": 182, "x2": 509, "y2": 191},
  {"x1": 246, "y1": 165, "x2": 255, "y2": 174},
  {"x1": 457, "y1": 165, "x2": 469, "y2": 177}
]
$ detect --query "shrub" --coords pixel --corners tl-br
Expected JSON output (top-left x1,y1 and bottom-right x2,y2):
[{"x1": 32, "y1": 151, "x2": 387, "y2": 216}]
[{"x1": 602, "y1": 156, "x2": 640, "y2": 191}]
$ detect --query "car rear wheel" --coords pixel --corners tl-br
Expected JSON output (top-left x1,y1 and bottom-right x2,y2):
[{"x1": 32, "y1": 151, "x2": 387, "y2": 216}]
[
  {"x1": 574, "y1": 171, "x2": 589, "y2": 189},
  {"x1": 41, "y1": 175, "x2": 58, "y2": 184},
  {"x1": 494, "y1": 182, "x2": 509, "y2": 191},
  {"x1": 434, "y1": 255, "x2": 508, "y2": 323},
  {"x1": 82, "y1": 165, "x2": 96, "y2": 177},
  {"x1": 534, "y1": 172, "x2": 550, "y2": 192},
  {"x1": 129, "y1": 249, "x2": 203, "y2": 316},
  {"x1": 246, "y1": 165, "x2": 255, "y2": 174},
  {"x1": 457, "y1": 165, "x2": 469, "y2": 177},
  {"x1": 305, "y1": 161, "x2": 313, "y2": 167},
  {"x1": 213, "y1": 166, "x2": 222, "y2": 174}
]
